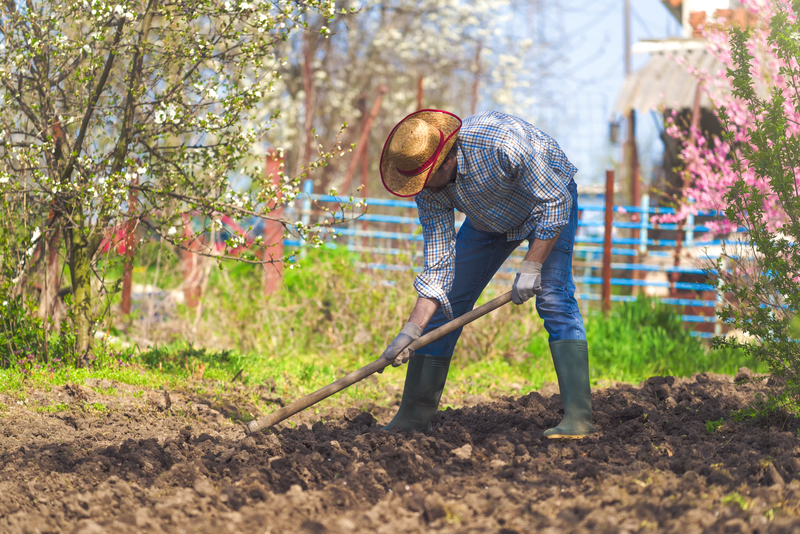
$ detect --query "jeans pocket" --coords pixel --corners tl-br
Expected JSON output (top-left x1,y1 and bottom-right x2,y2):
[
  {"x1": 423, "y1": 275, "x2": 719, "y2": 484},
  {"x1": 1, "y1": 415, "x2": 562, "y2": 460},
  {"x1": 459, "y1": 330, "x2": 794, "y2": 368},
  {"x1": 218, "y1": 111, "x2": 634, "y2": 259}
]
[
  {"x1": 553, "y1": 222, "x2": 574, "y2": 253},
  {"x1": 457, "y1": 219, "x2": 504, "y2": 245}
]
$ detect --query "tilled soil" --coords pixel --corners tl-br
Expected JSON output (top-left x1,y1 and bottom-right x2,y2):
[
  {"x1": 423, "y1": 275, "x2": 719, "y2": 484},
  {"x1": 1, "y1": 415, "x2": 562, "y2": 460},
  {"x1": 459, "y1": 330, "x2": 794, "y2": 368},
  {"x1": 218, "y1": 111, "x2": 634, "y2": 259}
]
[{"x1": 1, "y1": 370, "x2": 799, "y2": 534}]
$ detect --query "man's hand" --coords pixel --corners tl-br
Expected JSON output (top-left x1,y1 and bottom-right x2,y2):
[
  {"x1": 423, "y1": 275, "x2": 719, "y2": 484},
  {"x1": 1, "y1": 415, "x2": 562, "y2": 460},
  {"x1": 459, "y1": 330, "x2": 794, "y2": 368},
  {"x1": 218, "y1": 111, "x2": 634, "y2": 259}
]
[
  {"x1": 381, "y1": 322, "x2": 423, "y2": 367},
  {"x1": 512, "y1": 260, "x2": 542, "y2": 305}
]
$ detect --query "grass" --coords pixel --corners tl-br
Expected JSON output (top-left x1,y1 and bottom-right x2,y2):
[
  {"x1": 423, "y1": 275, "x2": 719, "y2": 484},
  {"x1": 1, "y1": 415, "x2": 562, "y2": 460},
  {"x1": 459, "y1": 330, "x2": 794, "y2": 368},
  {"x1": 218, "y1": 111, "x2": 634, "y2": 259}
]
[
  {"x1": 36, "y1": 403, "x2": 71, "y2": 414},
  {"x1": 0, "y1": 244, "x2": 767, "y2": 410}
]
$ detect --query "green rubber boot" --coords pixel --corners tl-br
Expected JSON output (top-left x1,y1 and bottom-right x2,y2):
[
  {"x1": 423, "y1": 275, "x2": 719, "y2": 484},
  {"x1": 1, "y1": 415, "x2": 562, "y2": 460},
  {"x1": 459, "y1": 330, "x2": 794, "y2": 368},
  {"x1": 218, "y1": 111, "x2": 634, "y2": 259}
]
[
  {"x1": 544, "y1": 339, "x2": 599, "y2": 439},
  {"x1": 383, "y1": 354, "x2": 451, "y2": 432}
]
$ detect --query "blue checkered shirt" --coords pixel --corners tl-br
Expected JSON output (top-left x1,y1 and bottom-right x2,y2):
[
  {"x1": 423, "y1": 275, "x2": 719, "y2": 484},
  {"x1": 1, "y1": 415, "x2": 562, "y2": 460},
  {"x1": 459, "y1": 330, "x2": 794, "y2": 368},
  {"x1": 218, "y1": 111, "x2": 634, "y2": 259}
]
[{"x1": 414, "y1": 111, "x2": 577, "y2": 320}]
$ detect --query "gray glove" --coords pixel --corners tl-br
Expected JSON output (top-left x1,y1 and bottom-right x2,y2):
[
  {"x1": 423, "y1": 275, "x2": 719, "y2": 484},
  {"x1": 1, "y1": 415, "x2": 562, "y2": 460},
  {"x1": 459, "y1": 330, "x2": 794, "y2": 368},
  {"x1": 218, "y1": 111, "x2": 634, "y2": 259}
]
[
  {"x1": 381, "y1": 322, "x2": 422, "y2": 367},
  {"x1": 512, "y1": 260, "x2": 542, "y2": 305}
]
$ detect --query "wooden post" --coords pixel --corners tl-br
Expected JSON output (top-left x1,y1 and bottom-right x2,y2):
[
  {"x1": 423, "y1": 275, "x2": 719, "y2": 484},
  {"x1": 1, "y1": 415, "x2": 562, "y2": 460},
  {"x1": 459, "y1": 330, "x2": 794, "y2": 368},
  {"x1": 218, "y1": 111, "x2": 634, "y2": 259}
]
[
  {"x1": 120, "y1": 178, "x2": 138, "y2": 315},
  {"x1": 602, "y1": 170, "x2": 614, "y2": 314},
  {"x1": 181, "y1": 213, "x2": 201, "y2": 308},
  {"x1": 627, "y1": 110, "x2": 641, "y2": 296},
  {"x1": 343, "y1": 85, "x2": 387, "y2": 192},
  {"x1": 298, "y1": 33, "x2": 317, "y2": 176},
  {"x1": 262, "y1": 152, "x2": 285, "y2": 296},
  {"x1": 670, "y1": 220, "x2": 684, "y2": 298},
  {"x1": 360, "y1": 141, "x2": 369, "y2": 247}
]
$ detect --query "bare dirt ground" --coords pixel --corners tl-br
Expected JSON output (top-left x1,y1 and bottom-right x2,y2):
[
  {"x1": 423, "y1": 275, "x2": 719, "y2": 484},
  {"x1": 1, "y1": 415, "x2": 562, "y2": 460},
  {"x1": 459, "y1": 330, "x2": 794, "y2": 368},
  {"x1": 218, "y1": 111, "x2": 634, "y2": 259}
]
[{"x1": 1, "y1": 369, "x2": 799, "y2": 534}]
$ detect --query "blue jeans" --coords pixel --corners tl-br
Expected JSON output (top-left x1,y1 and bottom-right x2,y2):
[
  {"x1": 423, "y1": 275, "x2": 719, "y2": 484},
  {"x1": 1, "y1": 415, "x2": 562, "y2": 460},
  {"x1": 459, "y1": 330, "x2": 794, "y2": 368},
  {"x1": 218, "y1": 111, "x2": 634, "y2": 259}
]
[{"x1": 419, "y1": 180, "x2": 585, "y2": 359}]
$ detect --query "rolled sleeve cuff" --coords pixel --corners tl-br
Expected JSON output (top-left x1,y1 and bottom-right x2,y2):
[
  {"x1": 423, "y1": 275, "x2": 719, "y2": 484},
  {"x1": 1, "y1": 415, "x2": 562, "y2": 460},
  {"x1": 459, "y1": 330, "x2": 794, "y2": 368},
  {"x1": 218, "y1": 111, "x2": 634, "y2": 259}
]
[
  {"x1": 413, "y1": 276, "x2": 454, "y2": 321},
  {"x1": 533, "y1": 225, "x2": 563, "y2": 241}
]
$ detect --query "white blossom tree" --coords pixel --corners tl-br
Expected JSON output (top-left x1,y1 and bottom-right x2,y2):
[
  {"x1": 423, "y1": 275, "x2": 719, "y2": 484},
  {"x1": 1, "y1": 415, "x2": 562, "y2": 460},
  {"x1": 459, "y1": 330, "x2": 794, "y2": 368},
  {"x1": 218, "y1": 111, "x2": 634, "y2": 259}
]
[{"x1": 0, "y1": 0, "x2": 356, "y2": 356}]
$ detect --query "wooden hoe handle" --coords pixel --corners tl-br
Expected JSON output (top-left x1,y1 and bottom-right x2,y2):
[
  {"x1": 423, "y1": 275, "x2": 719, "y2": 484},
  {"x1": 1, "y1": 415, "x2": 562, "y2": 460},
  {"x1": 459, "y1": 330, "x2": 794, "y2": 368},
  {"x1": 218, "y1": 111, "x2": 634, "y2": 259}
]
[{"x1": 243, "y1": 291, "x2": 513, "y2": 436}]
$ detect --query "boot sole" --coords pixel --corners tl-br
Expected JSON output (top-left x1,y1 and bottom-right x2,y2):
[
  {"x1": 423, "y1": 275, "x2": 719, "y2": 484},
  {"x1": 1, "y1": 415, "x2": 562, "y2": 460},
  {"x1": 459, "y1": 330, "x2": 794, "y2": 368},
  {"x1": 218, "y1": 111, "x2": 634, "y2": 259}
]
[{"x1": 544, "y1": 433, "x2": 597, "y2": 440}]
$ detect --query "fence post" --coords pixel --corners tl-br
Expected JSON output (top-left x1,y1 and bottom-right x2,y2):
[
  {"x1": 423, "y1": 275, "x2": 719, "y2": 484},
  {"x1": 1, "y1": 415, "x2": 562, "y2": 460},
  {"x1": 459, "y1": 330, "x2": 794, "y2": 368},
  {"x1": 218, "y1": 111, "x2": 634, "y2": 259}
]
[
  {"x1": 715, "y1": 256, "x2": 725, "y2": 337},
  {"x1": 181, "y1": 213, "x2": 202, "y2": 309},
  {"x1": 638, "y1": 193, "x2": 649, "y2": 256},
  {"x1": 262, "y1": 152, "x2": 285, "y2": 296},
  {"x1": 602, "y1": 170, "x2": 614, "y2": 314}
]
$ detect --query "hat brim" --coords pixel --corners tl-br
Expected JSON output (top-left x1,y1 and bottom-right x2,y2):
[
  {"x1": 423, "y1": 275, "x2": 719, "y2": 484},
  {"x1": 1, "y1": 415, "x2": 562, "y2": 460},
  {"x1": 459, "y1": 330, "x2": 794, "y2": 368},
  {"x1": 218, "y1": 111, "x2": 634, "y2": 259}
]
[{"x1": 380, "y1": 110, "x2": 462, "y2": 197}]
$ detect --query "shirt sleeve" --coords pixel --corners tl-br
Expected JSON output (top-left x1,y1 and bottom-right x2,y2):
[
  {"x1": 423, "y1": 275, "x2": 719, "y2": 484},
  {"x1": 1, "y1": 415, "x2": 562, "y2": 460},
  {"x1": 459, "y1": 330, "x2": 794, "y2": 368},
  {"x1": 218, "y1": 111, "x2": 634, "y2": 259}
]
[
  {"x1": 495, "y1": 138, "x2": 574, "y2": 240},
  {"x1": 414, "y1": 190, "x2": 457, "y2": 320}
]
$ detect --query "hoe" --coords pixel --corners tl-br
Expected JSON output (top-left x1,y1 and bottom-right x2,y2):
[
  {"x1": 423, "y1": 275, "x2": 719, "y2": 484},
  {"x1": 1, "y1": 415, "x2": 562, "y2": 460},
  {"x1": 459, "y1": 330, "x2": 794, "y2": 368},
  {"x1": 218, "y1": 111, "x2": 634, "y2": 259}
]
[{"x1": 243, "y1": 291, "x2": 512, "y2": 436}]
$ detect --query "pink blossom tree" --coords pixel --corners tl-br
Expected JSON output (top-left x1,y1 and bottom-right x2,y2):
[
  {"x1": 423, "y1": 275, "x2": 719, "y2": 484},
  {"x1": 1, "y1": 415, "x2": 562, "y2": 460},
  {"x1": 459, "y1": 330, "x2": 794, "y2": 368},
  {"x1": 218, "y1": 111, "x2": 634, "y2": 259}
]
[
  {"x1": 666, "y1": 0, "x2": 800, "y2": 404},
  {"x1": 663, "y1": 0, "x2": 799, "y2": 235}
]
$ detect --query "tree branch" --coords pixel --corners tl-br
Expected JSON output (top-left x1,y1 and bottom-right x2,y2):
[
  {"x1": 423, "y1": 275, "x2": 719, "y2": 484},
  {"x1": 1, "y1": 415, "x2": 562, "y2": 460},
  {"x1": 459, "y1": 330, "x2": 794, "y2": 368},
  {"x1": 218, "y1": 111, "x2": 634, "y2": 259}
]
[
  {"x1": 109, "y1": 0, "x2": 158, "y2": 178},
  {"x1": 59, "y1": 18, "x2": 125, "y2": 186}
]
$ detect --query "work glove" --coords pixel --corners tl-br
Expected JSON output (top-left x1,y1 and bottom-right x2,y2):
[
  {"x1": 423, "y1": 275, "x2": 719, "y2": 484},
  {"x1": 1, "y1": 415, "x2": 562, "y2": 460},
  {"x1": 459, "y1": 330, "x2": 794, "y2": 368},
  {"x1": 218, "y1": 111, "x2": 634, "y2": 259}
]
[
  {"x1": 381, "y1": 322, "x2": 422, "y2": 367},
  {"x1": 511, "y1": 260, "x2": 542, "y2": 305}
]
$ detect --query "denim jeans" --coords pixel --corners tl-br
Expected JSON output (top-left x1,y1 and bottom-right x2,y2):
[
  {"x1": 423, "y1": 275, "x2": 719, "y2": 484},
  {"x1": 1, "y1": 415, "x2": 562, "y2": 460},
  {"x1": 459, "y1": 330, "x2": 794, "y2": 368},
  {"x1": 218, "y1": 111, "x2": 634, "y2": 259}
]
[{"x1": 418, "y1": 180, "x2": 585, "y2": 359}]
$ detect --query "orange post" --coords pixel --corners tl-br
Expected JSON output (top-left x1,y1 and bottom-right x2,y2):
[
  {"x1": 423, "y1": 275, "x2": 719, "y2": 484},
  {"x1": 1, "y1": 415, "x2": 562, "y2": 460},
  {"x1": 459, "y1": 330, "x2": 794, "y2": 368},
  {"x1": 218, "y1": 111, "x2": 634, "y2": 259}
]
[
  {"x1": 342, "y1": 85, "x2": 387, "y2": 192},
  {"x1": 602, "y1": 170, "x2": 615, "y2": 313},
  {"x1": 181, "y1": 213, "x2": 202, "y2": 308},
  {"x1": 262, "y1": 151, "x2": 285, "y2": 296}
]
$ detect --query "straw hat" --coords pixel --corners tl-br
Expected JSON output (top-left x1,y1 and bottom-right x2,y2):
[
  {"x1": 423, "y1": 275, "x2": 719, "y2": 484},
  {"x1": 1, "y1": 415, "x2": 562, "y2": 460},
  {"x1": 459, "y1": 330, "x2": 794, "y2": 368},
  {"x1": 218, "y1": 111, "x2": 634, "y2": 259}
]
[{"x1": 380, "y1": 109, "x2": 462, "y2": 197}]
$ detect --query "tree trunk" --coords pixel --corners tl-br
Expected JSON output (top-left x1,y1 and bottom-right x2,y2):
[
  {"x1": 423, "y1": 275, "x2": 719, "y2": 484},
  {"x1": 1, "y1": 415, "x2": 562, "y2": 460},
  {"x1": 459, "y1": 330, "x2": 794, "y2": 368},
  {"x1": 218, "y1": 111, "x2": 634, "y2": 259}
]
[{"x1": 67, "y1": 219, "x2": 94, "y2": 361}]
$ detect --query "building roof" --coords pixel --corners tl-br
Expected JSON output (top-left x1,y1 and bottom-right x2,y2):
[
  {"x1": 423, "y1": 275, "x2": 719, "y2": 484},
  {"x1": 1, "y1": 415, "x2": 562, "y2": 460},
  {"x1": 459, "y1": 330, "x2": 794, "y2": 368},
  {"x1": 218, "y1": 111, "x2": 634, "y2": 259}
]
[{"x1": 613, "y1": 39, "x2": 724, "y2": 115}]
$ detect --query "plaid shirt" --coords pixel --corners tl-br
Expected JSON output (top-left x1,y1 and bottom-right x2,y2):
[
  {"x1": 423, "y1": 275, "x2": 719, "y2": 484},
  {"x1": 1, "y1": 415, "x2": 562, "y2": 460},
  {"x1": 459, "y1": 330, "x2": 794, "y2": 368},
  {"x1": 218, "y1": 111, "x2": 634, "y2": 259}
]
[{"x1": 414, "y1": 111, "x2": 577, "y2": 320}]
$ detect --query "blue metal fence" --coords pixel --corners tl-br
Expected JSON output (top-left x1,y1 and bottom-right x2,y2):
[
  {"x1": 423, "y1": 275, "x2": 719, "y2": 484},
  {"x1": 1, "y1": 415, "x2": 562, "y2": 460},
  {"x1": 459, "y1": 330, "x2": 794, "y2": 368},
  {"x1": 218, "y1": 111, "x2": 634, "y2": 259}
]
[{"x1": 279, "y1": 179, "x2": 740, "y2": 339}]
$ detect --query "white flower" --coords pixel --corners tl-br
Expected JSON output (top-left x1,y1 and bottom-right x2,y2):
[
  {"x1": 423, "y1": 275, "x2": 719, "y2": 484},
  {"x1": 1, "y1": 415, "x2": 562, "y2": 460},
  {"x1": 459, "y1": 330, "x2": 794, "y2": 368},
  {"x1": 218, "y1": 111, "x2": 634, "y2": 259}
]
[
  {"x1": 114, "y1": 5, "x2": 123, "y2": 15},
  {"x1": 0, "y1": 175, "x2": 8, "y2": 184},
  {"x1": 154, "y1": 109, "x2": 166, "y2": 124},
  {"x1": 165, "y1": 103, "x2": 179, "y2": 123},
  {"x1": 83, "y1": 44, "x2": 91, "y2": 54},
  {"x1": 31, "y1": 227, "x2": 41, "y2": 242},
  {"x1": 791, "y1": 32, "x2": 800, "y2": 41},
  {"x1": 167, "y1": 227, "x2": 177, "y2": 236},
  {"x1": 240, "y1": 1, "x2": 250, "y2": 8},
  {"x1": 137, "y1": 166, "x2": 148, "y2": 175},
  {"x1": 26, "y1": 246, "x2": 35, "y2": 257}
]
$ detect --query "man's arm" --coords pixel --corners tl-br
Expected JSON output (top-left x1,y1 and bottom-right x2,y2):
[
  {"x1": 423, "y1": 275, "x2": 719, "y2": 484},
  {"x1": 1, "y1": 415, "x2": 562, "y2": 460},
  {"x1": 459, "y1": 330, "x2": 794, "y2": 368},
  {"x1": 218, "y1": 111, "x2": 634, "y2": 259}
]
[
  {"x1": 408, "y1": 297, "x2": 440, "y2": 330},
  {"x1": 381, "y1": 191, "x2": 454, "y2": 367},
  {"x1": 524, "y1": 233, "x2": 559, "y2": 264}
]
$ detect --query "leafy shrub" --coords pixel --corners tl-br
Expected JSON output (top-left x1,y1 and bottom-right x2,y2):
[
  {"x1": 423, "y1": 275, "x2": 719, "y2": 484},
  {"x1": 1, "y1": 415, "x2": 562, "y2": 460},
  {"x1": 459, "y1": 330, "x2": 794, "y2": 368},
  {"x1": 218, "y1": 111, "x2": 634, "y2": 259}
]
[
  {"x1": 0, "y1": 287, "x2": 133, "y2": 373},
  {"x1": 0, "y1": 291, "x2": 79, "y2": 369},
  {"x1": 711, "y1": 11, "x2": 800, "y2": 408}
]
